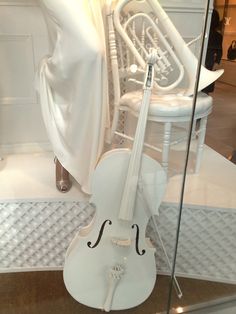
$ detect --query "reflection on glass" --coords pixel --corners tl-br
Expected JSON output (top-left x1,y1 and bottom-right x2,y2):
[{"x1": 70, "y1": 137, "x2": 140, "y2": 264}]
[
  {"x1": 0, "y1": 1, "x2": 235, "y2": 314},
  {"x1": 168, "y1": 0, "x2": 236, "y2": 313}
]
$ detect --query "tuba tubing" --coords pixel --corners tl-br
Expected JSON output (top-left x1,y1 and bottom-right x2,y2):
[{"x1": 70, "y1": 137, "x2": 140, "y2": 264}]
[
  {"x1": 124, "y1": 13, "x2": 185, "y2": 91},
  {"x1": 114, "y1": 0, "x2": 224, "y2": 96}
]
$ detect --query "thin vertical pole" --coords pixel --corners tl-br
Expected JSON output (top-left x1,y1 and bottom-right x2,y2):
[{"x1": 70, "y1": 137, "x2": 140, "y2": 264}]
[{"x1": 166, "y1": 1, "x2": 211, "y2": 313}]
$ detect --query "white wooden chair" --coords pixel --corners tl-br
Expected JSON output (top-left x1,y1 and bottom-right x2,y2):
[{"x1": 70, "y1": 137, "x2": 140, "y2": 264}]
[{"x1": 106, "y1": 0, "x2": 217, "y2": 174}]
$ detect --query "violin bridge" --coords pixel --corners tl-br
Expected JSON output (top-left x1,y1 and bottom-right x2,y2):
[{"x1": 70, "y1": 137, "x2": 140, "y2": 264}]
[{"x1": 111, "y1": 237, "x2": 131, "y2": 247}]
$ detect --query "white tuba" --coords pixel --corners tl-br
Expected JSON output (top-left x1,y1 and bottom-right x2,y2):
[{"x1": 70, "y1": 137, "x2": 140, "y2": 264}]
[{"x1": 113, "y1": 0, "x2": 224, "y2": 96}]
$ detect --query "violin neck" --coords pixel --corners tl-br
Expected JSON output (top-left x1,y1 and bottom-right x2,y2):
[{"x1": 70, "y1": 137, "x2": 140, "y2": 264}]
[{"x1": 118, "y1": 62, "x2": 155, "y2": 221}]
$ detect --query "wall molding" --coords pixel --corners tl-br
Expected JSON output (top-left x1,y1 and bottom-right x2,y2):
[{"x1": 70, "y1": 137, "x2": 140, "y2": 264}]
[
  {"x1": 0, "y1": 0, "x2": 38, "y2": 6},
  {"x1": 161, "y1": 0, "x2": 213, "y2": 12},
  {"x1": 0, "y1": 0, "x2": 212, "y2": 11},
  {"x1": 0, "y1": 97, "x2": 37, "y2": 105},
  {"x1": 0, "y1": 142, "x2": 51, "y2": 155},
  {"x1": 0, "y1": 33, "x2": 37, "y2": 105}
]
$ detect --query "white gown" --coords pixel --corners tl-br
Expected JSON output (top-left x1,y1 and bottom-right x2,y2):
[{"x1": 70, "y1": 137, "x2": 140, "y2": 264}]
[{"x1": 36, "y1": 0, "x2": 110, "y2": 194}]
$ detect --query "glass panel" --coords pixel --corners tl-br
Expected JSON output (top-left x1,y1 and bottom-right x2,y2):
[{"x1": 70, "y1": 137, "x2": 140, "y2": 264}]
[
  {"x1": 107, "y1": 0, "x2": 209, "y2": 312},
  {"x1": 168, "y1": 0, "x2": 236, "y2": 313},
  {"x1": 0, "y1": 1, "x2": 221, "y2": 314}
]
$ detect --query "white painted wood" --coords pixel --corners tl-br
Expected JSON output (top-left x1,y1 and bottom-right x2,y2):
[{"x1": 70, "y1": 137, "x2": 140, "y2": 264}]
[
  {"x1": 0, "y1": 142, "x2": 51, "y2": 154},
  {"x1": 195, "y1": 116, "x2": 208, "y2": 172},
  {"x1": 162, "y1": 122, "x2": 172, "y2": 171},
  {"x1": 118, "y1": 53, "x2": 162, "y2": 221},
  {"x1": 0, "y1": 0, "x2": 37, "y2": 6},
  {"x1": 0, "y1": 2, "x2": 49, "y2": 152},
  {"x1": 63, "y1": 149, "x2": 166, "y2": 310},
  {"x1": 0, "y1": 104, "x2": 48, "y2": 145},
  {"x1": 108, "y1": 0, "x2": 214, "y2": 174},
  {"x1": 63, "y1": 51, "x2": 167, "y2": 310},
  {"x1": 0, "y1": 34, "x2": 36, "y2": 105}
]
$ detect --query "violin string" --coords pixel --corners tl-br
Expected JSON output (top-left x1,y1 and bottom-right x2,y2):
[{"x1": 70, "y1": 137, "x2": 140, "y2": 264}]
[{"x1": 137, "y1": 185, "x2": 183, "y2": 298}]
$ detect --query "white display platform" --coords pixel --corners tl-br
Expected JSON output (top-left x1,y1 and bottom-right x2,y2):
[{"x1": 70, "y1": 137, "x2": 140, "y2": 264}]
[
  {"x1": 0, "y1": 147, "x2": 235, "y2": 285},
  {"x1": 0, "y1": 152, "x2": 86, "y2": 201},
  {"x1": 164, "y1": 144, "x2": 236, "y2": 209}
]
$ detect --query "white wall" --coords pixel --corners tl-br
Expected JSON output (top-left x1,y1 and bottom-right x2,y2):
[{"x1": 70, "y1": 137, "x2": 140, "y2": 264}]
[
  {"x1": 0, "y1": 0, "x2": 213, "y2": 154},
  {"x1": 0, "y1": 0, "x2": 50, "y2": 154}
]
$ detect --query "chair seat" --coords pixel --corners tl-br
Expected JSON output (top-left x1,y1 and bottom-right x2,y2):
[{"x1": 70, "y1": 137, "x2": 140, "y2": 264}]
[{"x1": 120, "y1": 90, "x2": 212, "y2": 118}]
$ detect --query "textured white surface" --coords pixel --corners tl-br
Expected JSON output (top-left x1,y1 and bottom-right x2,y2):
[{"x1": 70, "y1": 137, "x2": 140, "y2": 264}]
[
  {"x1": 0, "y1": 200, "x2": 235, "y2": 284},
  {"x1": 0, "y1": 3, "x2": 49, "y2": 146},
  {"x1": 0, "y1": 148, "x2": 235, "y2": 284},
  {"x1": 164, "y1": 145, "x2": 236, "y2": 209},
  {"x1": 120, "y1": 91, "x2": 212, "y2": 117},
  {"x1": 152, "y1": 203, "x2": 236, "y2": 284},
  {"x1": 0, "y1": 146, "x2": 235, "y2": 206},
  {"x1": 0, "y1": 152, "x2": 87, "y2": 200},
  {"x1": 0, "y1": 200, "x2": 94, "y2": 271}
]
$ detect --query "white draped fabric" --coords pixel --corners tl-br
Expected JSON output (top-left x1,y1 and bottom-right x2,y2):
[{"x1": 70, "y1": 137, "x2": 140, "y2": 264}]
[{"x1": 36, "y1": 0, "x2": 110, "y2": 194}]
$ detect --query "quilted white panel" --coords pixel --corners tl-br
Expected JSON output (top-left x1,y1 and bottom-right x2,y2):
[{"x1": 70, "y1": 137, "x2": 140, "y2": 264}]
[
  {"x1": 0, "y1": 200, "x2": 94, "y2": 270},
  {"x1": 151, "y1": 204, "x2": 236, "y2": 284},
  {"x1": 0, "y1": 200, "x2": 235, "y2": 285}
]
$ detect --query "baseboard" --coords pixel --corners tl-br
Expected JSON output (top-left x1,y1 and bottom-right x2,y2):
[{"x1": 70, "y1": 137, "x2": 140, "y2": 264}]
[{"x1": 0, "y1": 142, "x2": 52, "y2": 155}]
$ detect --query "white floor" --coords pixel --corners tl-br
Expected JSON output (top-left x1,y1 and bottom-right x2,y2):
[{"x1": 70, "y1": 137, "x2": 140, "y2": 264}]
[
  {"x1": 0, "y1": 146, "x2": 235, "y2": 210},
  {"x1": 0, "y1": 151, "x2": 87, "y2": 201},
  {"x1": 164, "y1": 144, "x2": 236, "y2": 209}
]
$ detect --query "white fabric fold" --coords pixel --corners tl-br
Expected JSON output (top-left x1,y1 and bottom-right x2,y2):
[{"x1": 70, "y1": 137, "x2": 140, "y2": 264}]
[{"x1": 36, "y1": 0, "x2": 110, "y2": 194}]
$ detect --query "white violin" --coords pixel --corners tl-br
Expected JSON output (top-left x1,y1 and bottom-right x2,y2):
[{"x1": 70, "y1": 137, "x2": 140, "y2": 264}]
[{"x1": 63, "y1": 50, "x2": 167, "y2": 311}]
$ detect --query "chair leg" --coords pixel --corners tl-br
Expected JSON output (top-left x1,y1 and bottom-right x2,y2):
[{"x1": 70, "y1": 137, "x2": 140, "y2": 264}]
[
  {"x1": 195, "y1": 116, "x2": 207, "y2": 173},
  {"x1": 110, "y1": 106, "x2": 121, "y2": 141},
  {"x1": 162, "y1": 122, "x2": 172, "y2": 173}
]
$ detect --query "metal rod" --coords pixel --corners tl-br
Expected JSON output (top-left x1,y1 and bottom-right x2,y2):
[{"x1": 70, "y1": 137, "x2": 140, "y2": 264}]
[{"x1": 166, "y1": 0, "x2": 211, "y2": 312}]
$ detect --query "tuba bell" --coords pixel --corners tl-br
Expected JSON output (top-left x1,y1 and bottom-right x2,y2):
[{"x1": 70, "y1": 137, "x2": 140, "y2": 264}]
[{"x1": 113, "y1": 0, "x2": 224, "y2": 96}]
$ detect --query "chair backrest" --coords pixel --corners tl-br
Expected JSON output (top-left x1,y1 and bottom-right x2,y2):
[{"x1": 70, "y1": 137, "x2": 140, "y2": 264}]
[
  {"x1": 108, "y1": 0, "x2": 223, "y2": 99},
  {"x1": 106, "y1": 0, "x2": 186, "y2": 139},
  {"x1": 107, "y1": 0, "x2": 186, "y2": 96}
]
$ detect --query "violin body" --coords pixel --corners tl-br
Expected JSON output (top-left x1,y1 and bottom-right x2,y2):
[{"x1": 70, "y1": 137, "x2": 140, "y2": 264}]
[
  {"x1": 63, "y1": 148, "x2": 166, "y2": 311},
  {"x1": 64, "y1": 50, "x2": 167, "y2": 311}
]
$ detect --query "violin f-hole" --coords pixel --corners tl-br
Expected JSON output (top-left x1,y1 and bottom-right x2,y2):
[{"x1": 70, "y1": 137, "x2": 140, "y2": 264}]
[
  {"x1": 132, "y1": 224, "x2": 146, "y2": 256},
  {"x1": 87, "y1": 220, "x2": 112, "y2": 249}
]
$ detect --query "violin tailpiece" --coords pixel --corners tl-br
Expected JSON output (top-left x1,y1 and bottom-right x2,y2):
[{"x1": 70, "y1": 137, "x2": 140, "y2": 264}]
[{"x1": 103, "y1": 264, "x2": 125, "y2": 312}]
